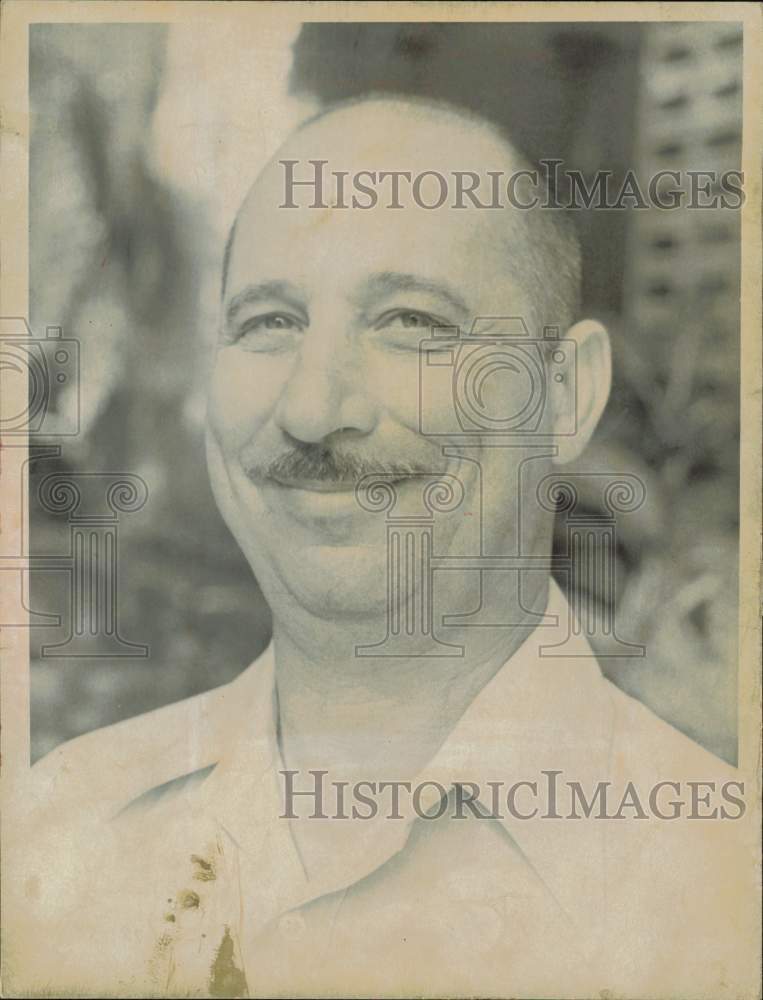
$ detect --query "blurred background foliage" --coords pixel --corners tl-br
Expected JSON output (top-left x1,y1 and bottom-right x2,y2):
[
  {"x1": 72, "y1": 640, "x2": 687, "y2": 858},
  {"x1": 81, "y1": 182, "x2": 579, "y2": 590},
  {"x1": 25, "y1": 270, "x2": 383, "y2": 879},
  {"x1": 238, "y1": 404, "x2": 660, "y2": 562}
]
[{"x1": 27, "y1": 22, "x2": 741, "y2": 763}]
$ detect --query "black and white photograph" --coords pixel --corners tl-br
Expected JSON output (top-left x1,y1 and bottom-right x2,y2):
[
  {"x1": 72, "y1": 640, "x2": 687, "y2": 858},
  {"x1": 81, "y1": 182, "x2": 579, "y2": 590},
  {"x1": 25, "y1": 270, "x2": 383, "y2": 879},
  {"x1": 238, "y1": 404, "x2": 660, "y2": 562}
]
[{"x1": 1, "y1": 3, "x2": 760, "y2": 997}]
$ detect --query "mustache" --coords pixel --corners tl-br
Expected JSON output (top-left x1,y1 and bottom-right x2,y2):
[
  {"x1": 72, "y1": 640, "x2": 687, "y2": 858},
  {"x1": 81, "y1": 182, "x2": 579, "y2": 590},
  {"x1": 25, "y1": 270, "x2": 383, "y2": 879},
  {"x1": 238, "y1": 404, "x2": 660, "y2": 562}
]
[{"x1": 245, "y1": 442, "x2": 446, "y2": 484}]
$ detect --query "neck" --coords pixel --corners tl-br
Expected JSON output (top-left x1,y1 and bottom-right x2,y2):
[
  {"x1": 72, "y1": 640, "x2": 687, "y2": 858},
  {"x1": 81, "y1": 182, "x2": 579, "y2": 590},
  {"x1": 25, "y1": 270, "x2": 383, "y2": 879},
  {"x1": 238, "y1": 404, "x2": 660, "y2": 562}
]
[{"x1": 273, "y1": 574, "x2": 551, "y2": 788}]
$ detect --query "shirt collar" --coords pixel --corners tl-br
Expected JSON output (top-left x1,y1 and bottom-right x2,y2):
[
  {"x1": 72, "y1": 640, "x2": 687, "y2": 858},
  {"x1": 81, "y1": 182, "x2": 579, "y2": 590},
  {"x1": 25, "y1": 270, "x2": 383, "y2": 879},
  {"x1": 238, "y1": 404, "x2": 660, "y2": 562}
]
[
  {"x1": 413, "y1": 579, "x2": 613, "y2": 935},
  {"x1": 201, "y1": 579, "x2": 613, "y2": 934}
]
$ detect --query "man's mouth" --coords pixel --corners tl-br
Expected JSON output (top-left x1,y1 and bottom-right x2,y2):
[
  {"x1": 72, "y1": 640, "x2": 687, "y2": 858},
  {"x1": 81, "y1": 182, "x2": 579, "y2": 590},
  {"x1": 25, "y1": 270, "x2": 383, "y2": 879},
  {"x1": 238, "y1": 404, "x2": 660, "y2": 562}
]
[
  {"x1": 267, "y1": 472, "x2": 361, "y2": 493},
  {"x1": 267, "y1": 471, "x2": 415, "y2": 493},
  {"x1": 241, "y1": 448, "x2": 454, "y2": 523}
]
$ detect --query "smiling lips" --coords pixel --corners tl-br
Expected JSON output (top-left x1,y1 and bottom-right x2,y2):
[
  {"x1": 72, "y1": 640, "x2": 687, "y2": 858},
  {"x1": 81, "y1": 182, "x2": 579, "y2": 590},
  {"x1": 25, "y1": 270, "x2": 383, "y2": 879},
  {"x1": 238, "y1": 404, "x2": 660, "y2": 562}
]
[
  {"x1": 266, "y1": 471, "x2": 415, "y2": 493},
  {"x1": 268, "y1": 473, "x2": 361, "y2": 493}
]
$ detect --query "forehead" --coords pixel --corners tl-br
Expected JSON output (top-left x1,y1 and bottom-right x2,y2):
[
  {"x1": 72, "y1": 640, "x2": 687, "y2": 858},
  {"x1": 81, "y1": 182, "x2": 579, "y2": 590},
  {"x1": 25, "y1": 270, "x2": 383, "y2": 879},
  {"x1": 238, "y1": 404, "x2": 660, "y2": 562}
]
[
  {"x1": 272, "y1": 100, "x2": 521, "y2": 178},
  {"x1": 225, "y1": 103, "x2": 534, "y2": 311}
]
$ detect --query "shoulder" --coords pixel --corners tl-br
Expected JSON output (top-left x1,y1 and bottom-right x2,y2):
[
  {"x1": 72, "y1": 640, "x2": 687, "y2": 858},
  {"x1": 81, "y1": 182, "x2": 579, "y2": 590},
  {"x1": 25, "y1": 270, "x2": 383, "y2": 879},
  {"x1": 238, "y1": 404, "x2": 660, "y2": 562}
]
[
  {"x1": 602, "y1": 673, "x2": 739, "y2": 780},
  {"x1": 28, "y1": 684, "x2": 224, "y2": 822},
  {"x1": 7, "y1": 653, "x2": 272, "y2": 993},
  {"x1": 581, "y1": 680, "x2": 757, "y2": 995},
  {"x1": 27, "y1": 646, "x2": 272, "y2": 823},
  {"x1": 8, "y1": 675, "x2": 244, "y2": 1000},
  {"x1": 595, "y1": 674, "x2": 750, "y2": 899}
]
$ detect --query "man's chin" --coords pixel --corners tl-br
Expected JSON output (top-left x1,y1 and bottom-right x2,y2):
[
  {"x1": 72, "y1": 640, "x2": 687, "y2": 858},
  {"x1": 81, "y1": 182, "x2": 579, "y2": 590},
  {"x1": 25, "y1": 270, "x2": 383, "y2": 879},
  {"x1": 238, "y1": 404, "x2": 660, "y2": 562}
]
[{"x1": 270, "y1": 542, "x2": 391, "y2": 619}]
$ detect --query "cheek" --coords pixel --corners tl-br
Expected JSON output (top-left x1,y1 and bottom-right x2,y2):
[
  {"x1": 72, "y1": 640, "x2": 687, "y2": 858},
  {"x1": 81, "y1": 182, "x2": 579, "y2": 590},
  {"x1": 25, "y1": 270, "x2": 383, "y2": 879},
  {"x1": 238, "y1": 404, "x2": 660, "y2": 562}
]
[
  {"x1": 474, "y1": 359, "x2": 546, "y2": 432},
  {"x1": 207, "y1": 348, "x2": 288, "y2": 450},
  {"x1": 364, "y1": 350, "x2": 424, "y2": 429}
]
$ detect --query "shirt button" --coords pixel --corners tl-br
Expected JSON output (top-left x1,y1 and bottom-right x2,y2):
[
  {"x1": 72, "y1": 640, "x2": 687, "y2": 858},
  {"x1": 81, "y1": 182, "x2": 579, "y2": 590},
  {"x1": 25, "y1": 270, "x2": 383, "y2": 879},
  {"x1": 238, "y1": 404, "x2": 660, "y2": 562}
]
[{"x1": 278, "y1": 911, "x2": 306, "y2": 940}]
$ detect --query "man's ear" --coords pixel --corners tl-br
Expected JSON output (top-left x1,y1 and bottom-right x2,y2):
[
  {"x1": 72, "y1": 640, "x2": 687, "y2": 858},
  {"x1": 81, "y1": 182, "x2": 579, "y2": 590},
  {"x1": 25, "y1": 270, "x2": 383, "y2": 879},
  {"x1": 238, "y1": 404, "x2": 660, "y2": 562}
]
[{"x1": 551, "y1": 318, "x2": 611, "y2": 465}]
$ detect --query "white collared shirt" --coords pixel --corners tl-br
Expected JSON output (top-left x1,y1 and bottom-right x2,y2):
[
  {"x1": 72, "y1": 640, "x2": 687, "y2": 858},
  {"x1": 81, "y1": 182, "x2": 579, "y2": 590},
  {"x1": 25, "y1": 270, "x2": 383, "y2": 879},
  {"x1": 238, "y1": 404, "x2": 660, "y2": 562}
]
[{"x1": 9, "y1": 581, "x2": 754, "y2": 998}]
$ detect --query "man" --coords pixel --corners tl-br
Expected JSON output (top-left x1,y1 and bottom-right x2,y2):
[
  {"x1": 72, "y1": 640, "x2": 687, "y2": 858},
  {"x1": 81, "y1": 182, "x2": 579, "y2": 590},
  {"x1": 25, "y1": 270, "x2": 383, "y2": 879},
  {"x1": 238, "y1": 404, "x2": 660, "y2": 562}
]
[{"x1": 8, "y1": 97, "x2": 753, "y2": 998}]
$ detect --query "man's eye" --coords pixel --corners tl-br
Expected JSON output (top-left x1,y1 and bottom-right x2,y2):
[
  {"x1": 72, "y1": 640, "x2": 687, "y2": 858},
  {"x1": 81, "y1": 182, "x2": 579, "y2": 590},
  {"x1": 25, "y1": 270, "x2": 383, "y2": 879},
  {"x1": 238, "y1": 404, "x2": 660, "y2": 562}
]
[
  {"x1": 222, "y1": 312, "x2": 304, "y2": 352},
  {"x1": 246, "y1": 313, "x2": 301, "y2": 332},
  {"x1": 398, "y1": 312, "x2": 433, "y2": 329},
  {"x1": 379, "y1": 310, "x2": 439, "y2": 331}
]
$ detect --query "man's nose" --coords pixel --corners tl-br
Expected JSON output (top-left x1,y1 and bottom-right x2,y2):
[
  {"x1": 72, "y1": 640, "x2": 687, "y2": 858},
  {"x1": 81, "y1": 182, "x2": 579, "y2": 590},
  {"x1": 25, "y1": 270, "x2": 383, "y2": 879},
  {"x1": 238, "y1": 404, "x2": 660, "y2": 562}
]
[{"x1": 273, "y1": 333, "x2": 378, "y2": 443}]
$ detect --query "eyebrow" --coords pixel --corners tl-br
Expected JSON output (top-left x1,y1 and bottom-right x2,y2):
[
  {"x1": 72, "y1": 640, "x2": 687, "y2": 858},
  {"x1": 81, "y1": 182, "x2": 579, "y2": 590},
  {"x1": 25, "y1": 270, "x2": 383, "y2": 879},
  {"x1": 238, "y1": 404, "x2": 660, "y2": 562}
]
[
  {"x1": 359, "y1": 271, "x2": 470, "y2": 316},
  {"x1": 225, "y1": 280, "x2": 306, "y2": 327},
  {"x1": 224, "y1": 271, "x2": 471, "y2": 328}
]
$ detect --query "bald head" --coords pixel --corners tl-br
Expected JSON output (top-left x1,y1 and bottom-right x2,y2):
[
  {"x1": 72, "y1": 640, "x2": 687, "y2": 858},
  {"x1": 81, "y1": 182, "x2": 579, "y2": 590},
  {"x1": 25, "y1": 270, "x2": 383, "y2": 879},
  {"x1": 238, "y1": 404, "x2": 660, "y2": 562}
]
[{"x1": 221, "y1": 95, "x2": 581, "y2": 331}]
